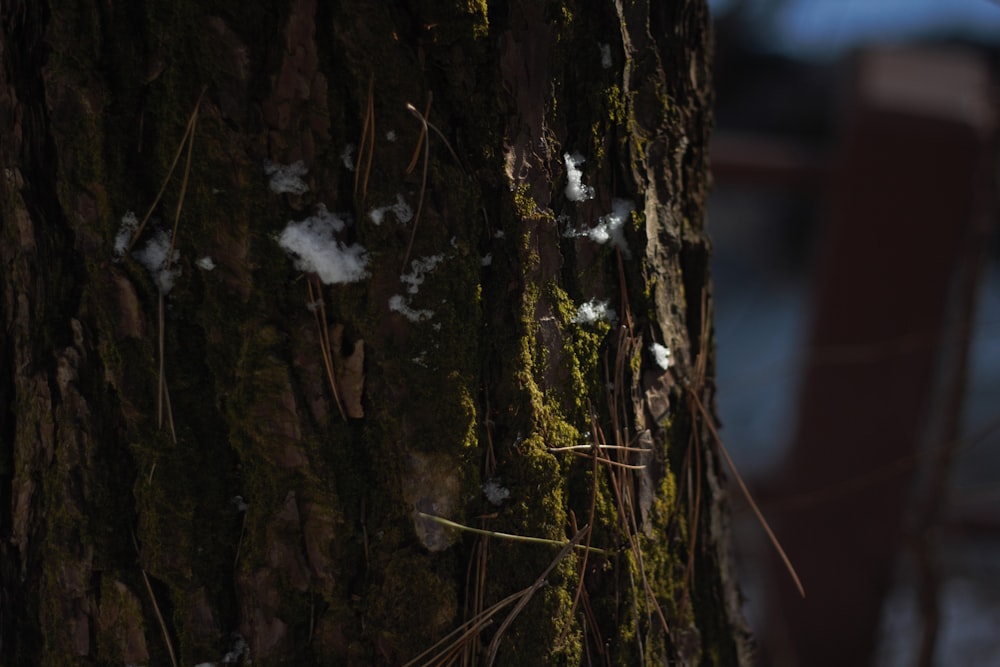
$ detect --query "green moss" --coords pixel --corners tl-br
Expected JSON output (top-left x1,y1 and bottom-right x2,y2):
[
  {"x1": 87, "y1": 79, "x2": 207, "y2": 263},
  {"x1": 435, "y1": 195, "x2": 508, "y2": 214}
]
[
  {"x1": 512, "y1": 183, "x2": 541, "y2": 221},
  {"x1": 629, "y1": 342, "x2": 643, "y2": 377},
  {"x1": 605, "y1": 84, "x2": 627, "y2": 126},
  {"x1": 546, "y1": 282, "x2": 611, "y2": 421},
  {"x1": 367, "y1": 549, "x2": 459, "y2": 660},
  {"x1": 462, "y1": 0, "x2": 490, "y2": 38}
]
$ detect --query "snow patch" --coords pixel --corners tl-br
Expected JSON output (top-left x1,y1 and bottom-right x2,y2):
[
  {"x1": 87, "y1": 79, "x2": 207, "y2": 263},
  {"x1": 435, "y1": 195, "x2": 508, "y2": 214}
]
[
  {"x1": 564, "y1": 152, "x2": 595, "y2": 202},
  {"x1": 276, "y1": 205, "x2": 368, "y2": 284},
  {"x1": 650, "y1": 342, "x2": 671, "y2": 370},
  {"x1": 573, "y1": 298, "x2": 616, "y2": 324},
  {"x1": 132, "y1": 227, "x2": 181, "y2": 294}
]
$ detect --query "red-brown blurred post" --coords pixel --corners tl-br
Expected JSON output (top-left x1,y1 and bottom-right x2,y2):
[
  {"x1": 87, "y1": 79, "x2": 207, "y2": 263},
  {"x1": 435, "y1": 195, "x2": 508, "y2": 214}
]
[{"x1": 764, "y1": 48, "x2": 996, "y2": 666}]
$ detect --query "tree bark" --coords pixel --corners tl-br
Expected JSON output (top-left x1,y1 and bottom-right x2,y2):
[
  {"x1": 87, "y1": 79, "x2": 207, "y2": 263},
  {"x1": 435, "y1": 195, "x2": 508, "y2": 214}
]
[{"x1": 0, "y1": 1, "x2": 747, "y2": 664}]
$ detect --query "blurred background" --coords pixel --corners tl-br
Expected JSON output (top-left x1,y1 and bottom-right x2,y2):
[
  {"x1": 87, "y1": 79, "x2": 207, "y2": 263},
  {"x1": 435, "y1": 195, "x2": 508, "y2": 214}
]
[{"x1": 706, "y1": 1, "x2": 1000, "y2": 665}]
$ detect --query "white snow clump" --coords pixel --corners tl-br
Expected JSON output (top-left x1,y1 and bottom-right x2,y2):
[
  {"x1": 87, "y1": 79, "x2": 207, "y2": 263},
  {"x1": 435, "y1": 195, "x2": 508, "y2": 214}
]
[
  {"x1": 564, "y1": 152, "x2": 595, "y2": 202},
  {"x1": 591, "y1": 198, "x2": 635, "y2": 255},
  {"x1": 276, "y1": 204, "x2": 369, "y2": 284},
  {"x1": 196, "y1": 256, "x2": 216, "y2": 271},
  {"x1": 649, "y1": 342, "x2": 671, "y2": 370},
  {"x1": 573, "y1": 298, "x2": 616, "y2": 324},
  {"x1": 264, "y1": 160, "x2": 309, "y2": 195},
  {"x1": 132, "y1": 227, "x2": 181, "y2": 294},
  {"x1": 114, "y1": 212, "x2": 182, "y2": 293}
]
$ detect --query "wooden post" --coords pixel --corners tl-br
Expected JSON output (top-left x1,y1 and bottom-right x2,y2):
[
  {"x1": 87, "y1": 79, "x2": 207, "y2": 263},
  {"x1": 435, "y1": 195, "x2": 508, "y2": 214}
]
[{"x1": 765, "y1": 48, "x2": 996, "y2": 666}]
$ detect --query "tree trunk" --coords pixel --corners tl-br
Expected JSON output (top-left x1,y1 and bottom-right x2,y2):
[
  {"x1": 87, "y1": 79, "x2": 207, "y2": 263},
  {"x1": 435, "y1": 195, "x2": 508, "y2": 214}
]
[{"x1": 0, "y1": 1, "x2": 747, "y2": 664}]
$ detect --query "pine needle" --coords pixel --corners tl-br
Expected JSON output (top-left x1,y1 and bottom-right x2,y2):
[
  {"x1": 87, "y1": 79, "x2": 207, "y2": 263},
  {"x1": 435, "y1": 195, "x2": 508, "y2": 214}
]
[
  {"x1": 127, "y1": 87, "x2": 206, "y2": 254},
  {"x1": 355, "y1": 76, "x2": 375, "y2": 201},
  {"x1": 307, "y1": 277, "x2": 347, "y2": 421},
  {"x1": 691, "y1": 390, "x2": 806, "y2": 598},
  {"x1": 416, "y1": 512, "x2": 611, "y2": 557},
  {"x1": 132, "y1": 532, "x2": 178, "y2": 667}
]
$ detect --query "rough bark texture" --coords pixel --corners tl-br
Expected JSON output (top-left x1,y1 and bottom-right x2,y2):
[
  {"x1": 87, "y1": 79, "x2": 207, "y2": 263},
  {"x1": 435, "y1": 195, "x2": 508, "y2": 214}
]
[{"x1": 0, "y1": 1, "x2": 748, "y2": 665}]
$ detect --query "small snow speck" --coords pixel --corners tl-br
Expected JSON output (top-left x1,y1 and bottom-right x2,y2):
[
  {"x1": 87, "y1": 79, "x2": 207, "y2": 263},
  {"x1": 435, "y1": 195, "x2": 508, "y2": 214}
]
[
  {"x1": 341, "y1": 144, "x2": 356, "y2": 171},
  {"x1": 369, "y1": 193, "x2": 413, "y2": 225},
  {"x1": 483, "y1": 480, "x2": 511, "y2": 505},
  {"x1": 650, "y1": 342, "x2": 671, "y2": 370},
  {"x1": 196, "y1": 256, "x2": 216, "y2": 271},
  {"x1": 389, "y1": 294, "x2": 434, "y2": 322},
  {"x1": 264, "y1": 160, "x2": 309, "y2": 195},
  {"x1": 400, "y1": 254, "x2": 445, "y2": 294},
  {"x1": 113, "y1": 211, "x2": 139, "y2": 261},
  {"x1": 600, "y1": 43, "x2": 612, "y2": 69}
]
